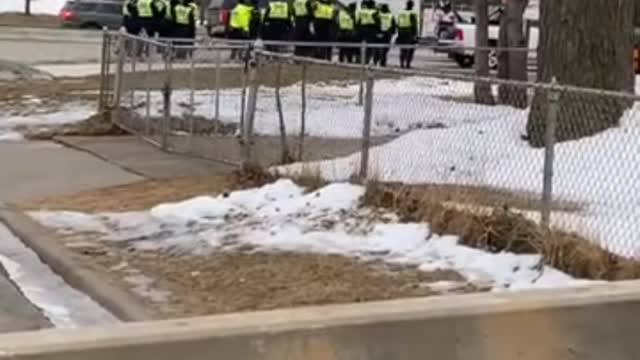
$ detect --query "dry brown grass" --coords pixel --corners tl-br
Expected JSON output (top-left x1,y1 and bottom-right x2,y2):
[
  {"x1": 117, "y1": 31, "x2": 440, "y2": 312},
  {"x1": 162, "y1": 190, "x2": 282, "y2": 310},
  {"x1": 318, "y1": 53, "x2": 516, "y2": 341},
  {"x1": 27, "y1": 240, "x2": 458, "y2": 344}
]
[
  {"x1": 19, "y1": 175, "x2": 234, "y2": 212},
  {"x1": 363, "y1": 182, "x2": 640, "y2": 281}
]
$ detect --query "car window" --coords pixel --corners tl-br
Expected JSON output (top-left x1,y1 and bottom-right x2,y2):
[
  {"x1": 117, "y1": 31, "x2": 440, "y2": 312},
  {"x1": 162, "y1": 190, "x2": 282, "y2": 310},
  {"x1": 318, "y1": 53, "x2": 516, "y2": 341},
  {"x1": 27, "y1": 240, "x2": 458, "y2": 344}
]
[
  {"x1": 97, "y1": 2, "x2": 122, "y2": 14},
  {"x1": 72, "y1": 2, "x2": 99, "y2": 11}
]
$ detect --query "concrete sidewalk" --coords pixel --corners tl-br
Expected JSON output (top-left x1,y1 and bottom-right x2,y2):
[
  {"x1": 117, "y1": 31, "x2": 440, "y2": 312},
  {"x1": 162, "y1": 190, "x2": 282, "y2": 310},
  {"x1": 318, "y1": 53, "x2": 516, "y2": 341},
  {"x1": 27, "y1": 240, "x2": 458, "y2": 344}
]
[{"x1": 0, "y1": 140, "x2": 145, "y2": 332}]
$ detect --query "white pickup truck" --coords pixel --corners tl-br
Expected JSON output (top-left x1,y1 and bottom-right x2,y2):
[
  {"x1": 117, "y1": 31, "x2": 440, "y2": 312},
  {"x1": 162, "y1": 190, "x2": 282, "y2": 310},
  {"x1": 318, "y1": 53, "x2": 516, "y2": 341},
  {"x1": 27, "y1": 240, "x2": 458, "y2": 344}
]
[{"x1": 445, "y1": 6, "x2": 539, "y2": 69}]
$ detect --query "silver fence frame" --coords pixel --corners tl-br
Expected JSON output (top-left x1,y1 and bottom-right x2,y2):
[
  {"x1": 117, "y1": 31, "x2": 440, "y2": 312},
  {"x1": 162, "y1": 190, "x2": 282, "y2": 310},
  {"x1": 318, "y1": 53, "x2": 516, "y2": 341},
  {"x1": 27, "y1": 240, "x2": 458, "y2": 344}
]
[{"x1": 101, "y1": 31, "x2": 640, "y2": 230}]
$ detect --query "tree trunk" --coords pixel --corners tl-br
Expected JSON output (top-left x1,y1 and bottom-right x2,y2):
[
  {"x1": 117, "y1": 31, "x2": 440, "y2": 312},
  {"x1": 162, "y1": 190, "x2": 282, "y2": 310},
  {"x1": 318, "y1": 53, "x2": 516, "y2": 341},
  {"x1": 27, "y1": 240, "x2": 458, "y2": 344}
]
[
  {"x1": 526, "y1": 0, "x2": 635, "y2": 147},
  {"x1": 25, "y1": 0, "x2": 31, "y2": 15},
  {"x1": 497, "y1": 0, "x2": 528, "y2": 108},
  {"x1": 474, "y1": 0, "x2": 496, "y2": 105}
]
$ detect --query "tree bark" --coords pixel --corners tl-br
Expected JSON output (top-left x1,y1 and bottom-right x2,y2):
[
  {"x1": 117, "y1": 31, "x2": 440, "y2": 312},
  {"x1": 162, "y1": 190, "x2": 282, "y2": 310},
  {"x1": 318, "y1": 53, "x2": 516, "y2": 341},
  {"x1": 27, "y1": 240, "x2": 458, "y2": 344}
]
[
  {"x1": 25, "y1": 0, "x2": 31, "y2": 15},
  {"x1": 474, "y1": 0, "x2": 496, "y2": 105},
  {"x1": 527, "y1": 0, "x2": 635, "y2": 147},
  {"x1": 497, "y1": 0, "x2": 528, "y2": 108}
]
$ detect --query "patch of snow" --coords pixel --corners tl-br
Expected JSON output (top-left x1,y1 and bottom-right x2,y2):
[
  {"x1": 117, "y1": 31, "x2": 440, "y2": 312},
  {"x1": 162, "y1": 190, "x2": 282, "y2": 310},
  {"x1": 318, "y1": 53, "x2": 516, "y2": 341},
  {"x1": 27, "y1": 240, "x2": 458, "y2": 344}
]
[
  {"x1": 0, "y1": 102, "x2": 94, "y2": 140},
  {"x1": 0, "y1": 0, "x2": 66, "y2": 15},
  {"x1": 29, "y1": 180, "x2": 592, "y2": 291},
  {"x1": 277, "y1": 99, "x2": 640, "y2": 258},
  {"x1": 132, "y1": 76, "x2": 508, "y2": 138},
  {"x1": 0, "y1": 131, "x2": 24, "y2": 142},
  {"x1": 0, "y1": 224, "x2": 118, "y2": 328}
]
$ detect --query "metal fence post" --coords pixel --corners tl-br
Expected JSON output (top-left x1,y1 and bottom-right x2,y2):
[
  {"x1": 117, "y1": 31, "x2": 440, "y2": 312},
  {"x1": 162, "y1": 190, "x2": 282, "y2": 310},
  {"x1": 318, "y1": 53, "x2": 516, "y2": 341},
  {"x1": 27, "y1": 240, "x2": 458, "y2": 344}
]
[
  {"x1": 298, "y1": 63, "x2": 307, "y2": 160},
  {"x1": 98, "y1": 27, "x2": 109, "y2": 112},
  {"x1": 214, "y1": 46, "x2": 222, "y2": 125},
  {"x1": 358, "y1": 42, "x2": 366, "y2": 106},
  {"x1": 129, "y1": 37, "x2": 139, "y2": 108},
  {"x1": 359, "y1": 72, "x2": 374, "y2": 180},
  {"x1": 242, "y1": 54, "x2": 260, "y2": 168},
  {"x1": 161, "y1": 45, "x2": 174, "y2": 151},
  {"x1": 239, "y1": 45, "x2": 251, "y2": 135},
  {"x1": 145, "y1": 41, "x2": 153, "y2": 136},
  {"x1": 541, "y1": 78, "x2": 560, "y2": 229},
  {"x1": 113, "y1": 31, "x2": 126, "y2": 109},
  {"x1": 189, "y1": 48, "x2": 196, "y2": 150}
]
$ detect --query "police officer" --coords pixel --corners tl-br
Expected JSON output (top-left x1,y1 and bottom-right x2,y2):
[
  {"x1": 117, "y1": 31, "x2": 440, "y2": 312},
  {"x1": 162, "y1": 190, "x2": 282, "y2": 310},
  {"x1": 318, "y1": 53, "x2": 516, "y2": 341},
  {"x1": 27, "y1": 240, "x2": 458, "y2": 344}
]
[
  {"x1": 376, "y1": 3, "x2": 395, "y2": 67},
  {"x1": 292, "y1": 0, "x2": 314, "y2": 56},
  {"x1": 137, "y1": 0, "x2": 166, "y2": 37},
  {"x1": 312, "y1": 0, "x2": 335, "y2": 60},
  {"x1": 356, "y1": 0, "x2": 379, "y2": 65},
  {"x1": 337, "y1": 3, "x2": 355, "y2": 63},
  {"x1": 396, "y1": 0, "x2": 417, "y2": 68},
  {"x1": 261, "y1": 0, "x2": 293, "y2": 52},
  {"x1": 228, "y1": 0, "x2": 257, "y2": 60},
  {"x1": 123, "y1": 0, "x2": 140, "y2": 35},
  {"x1": 172, "y1": 0, "x2": 195, "y2": 58}
]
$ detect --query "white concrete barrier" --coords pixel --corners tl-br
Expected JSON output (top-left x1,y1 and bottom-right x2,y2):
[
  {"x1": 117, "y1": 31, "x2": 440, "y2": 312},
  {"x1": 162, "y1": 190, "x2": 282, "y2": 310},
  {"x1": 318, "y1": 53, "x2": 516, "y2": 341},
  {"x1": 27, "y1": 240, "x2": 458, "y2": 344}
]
[{"x1": 2, "y1": 281, "x2": 640, "y2": 359}]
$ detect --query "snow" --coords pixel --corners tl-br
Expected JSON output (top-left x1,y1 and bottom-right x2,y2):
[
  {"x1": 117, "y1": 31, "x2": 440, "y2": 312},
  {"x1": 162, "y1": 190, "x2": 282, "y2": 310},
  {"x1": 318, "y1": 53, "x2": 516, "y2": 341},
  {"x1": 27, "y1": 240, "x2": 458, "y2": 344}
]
[
  {"x1": 0, "y1": 224, "x2": 118, "y2": 328},
  {"x1": 132, "y1": 76, "x2": 500, "y2": 138},
  {"x1": 0, "y1": 102, "x2": 94, "y2": 141},
  {"x1": 30, "y1": 179, "x2": 592, "y2": 291},
  {"x1": 277, "y1": 98, "x2": 640, "y2": 258},
  {"x1": 0, "y1": 0, "x2": 66, "y2": 15}
]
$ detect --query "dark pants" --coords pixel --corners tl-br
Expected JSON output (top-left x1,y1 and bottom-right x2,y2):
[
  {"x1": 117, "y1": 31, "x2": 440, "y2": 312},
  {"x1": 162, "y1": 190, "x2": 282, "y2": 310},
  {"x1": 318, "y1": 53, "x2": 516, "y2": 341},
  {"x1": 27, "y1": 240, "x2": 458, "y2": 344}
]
[
  {"x1": 294, "y1": 18, "x2": 313, "y2": 56},
  {"x1": 173, "y1": 25, "x2": 192, "y2": 59},
  {"x1": 262, "y1": 21, "x2": 290, "y2": 53},
  {"x1": 313, "y1": 20, "x2": 333, "y2": 60},
  {"x1": 337, "y1": 31, "x2": 355, "y2": 63},
  {"x1": 228, "y1": 28, "x2": 249, "y2": 60},
  {"x1": 397, "y1": 32, "x2": 416, "y2": 68},
  {"x1": 359, "y1": 27, "x2": 377, "y2": 65},
  {"x1": 375, "y1": 34, "x2": 392, "y2": 67},
  {"x1": 140, "y1": 17, "x2": 158, "y2": 37}
]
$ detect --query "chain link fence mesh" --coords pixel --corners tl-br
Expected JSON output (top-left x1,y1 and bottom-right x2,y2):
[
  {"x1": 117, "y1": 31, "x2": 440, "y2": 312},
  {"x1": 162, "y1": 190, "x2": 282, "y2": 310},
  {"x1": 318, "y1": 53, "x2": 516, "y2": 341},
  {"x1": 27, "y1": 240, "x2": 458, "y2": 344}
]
[{"x1": 105, "y1": 33, "x2": 640, "y2": 260}]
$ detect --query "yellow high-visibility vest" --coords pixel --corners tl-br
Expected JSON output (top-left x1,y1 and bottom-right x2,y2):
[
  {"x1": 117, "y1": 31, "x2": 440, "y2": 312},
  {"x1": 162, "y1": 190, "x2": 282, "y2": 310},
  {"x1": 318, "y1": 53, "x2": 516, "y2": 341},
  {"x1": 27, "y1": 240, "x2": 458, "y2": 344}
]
[
  {"x1": 175, "y1": 4, "x2": 192, "y2": 25},
  {"x1": 230, "y1": 3, "x2": 253, "y2": 32},
  {"x1": 137, "y1": 0, "x2": 153, "y2": 18},
  {"x1": 268, "y1": 1, "x2": 289, "y2": 19},
  {"x1": 397, "y1": 10, "x2": 413, "y2": 28},
  {"x1": 379, "y1": 12, "x2": 392, "y2": 31},
  {"x1": 338, "y1": 10, "x2": 354, "y2": 31},
  {"x1": 358, "y1": 8, "x2": 376, "y2": 25},
  {"x1": 293, "y1": 0, "x2": 308, "y2": 16},
  {"x1": 314, "y1": 2, "x2": 334, "y2": 20}
]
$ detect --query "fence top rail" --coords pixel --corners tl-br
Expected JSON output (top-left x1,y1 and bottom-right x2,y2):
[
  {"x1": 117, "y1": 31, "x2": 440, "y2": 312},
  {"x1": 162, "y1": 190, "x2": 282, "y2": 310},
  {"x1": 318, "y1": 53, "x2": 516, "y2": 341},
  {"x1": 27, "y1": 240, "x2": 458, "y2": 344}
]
[
  {"x1": 255, "y1": 50, "x2": 640, "y2": 101},
  {"x1": 105, "y1": 30, "x2": 535, "y2": 52}
]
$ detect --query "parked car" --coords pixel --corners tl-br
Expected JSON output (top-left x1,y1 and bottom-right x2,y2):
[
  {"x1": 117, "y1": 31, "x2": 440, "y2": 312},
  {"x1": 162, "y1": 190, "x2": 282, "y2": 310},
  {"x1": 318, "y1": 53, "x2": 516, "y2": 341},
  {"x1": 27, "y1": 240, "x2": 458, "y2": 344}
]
[
  {"x1": 59, "y1": 0, "x2": 124, "y2": 30},
  {"x1": 446, "y1": 5, "x2": 539, "y2": 69}
]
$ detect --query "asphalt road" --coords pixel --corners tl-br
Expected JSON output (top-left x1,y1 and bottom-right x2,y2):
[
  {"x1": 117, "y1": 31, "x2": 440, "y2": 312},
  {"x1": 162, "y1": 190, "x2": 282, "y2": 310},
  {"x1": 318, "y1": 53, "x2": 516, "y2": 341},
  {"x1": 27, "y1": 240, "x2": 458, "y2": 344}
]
[{"x1": 0, "y1": 26, "x2": 538, "y2": 79}]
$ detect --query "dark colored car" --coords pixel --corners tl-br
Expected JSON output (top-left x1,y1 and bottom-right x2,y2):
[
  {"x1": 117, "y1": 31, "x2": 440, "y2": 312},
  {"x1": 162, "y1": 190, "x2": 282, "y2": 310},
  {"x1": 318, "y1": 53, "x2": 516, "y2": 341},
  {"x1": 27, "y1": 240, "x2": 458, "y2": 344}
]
[{"x1": 60, "y1": 0, "x2": 124, "y2": 30}]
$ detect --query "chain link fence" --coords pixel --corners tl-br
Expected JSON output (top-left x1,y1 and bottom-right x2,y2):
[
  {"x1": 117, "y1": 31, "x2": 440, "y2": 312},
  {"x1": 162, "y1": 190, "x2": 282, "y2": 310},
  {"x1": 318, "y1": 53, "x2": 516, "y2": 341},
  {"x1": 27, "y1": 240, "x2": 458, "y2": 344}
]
[{"x1": 101, "y1": 31, "x2": 640, "y2": 259}]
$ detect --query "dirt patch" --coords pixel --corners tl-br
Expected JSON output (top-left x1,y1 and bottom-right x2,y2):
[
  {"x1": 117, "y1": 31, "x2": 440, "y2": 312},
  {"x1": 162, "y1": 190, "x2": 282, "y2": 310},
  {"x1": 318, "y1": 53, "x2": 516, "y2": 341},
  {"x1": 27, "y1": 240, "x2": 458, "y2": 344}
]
[
  {"x1": 19, "y1": 174, "x2": 234, "y2": 212},
  {"x1": 52, "y1": 230, "x2": 478, "y2": 319},
  {"x1": 362, "y1": 181, "x2": 640, "y2": 281},
  {"x1": 0, "y1": 13, "x2": 61, "y2": 28}
]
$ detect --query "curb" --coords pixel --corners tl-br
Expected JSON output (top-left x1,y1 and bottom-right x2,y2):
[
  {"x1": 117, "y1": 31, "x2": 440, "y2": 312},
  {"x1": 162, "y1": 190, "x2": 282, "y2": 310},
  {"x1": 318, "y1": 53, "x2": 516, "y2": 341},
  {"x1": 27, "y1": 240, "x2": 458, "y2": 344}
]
[{"x1": 0, "y1": 206, "x2": 155, "y2": 323}]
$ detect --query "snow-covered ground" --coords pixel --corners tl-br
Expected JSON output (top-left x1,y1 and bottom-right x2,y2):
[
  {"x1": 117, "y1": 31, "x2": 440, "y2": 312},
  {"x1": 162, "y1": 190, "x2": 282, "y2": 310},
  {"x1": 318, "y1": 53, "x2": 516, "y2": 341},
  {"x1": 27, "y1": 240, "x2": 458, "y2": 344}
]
[
  {"x1": 0, "y1": 0, "x2": 65, "y2": 15},
  {"x1": 277, "y1": 98, "x2": 640, "y2": 258},
  {"x1": 129, "y1": 76, "x2": 500, "y2": 138},
  {"x1": 0, "y1": 224, "x2": 118, "y2": 328},
  {"x1": 0, "y1": 101, "x2": 95, "y2": 141},
  {"x1": 30, "y1": 179, "x2": 594, "y2": 291}
]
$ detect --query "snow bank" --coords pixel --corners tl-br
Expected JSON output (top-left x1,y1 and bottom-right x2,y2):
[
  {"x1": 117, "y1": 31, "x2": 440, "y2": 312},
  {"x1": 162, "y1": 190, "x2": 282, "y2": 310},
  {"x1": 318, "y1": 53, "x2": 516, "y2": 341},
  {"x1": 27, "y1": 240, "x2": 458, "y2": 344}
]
[
  {"x1": 132, "y1": 76, "x2": 502, "y2": 138},
  {"x1": 278, "y1": 101, "x2": 640, "y2": 258},
  {"x1": 0, "y1": 102, "x2": 94, "y2": 141},
  {"x1": 0, "y1": 0, "x2": 65, "y2": 15},
  {"x1": 0, "y1": 224, "x2": 118, "y2": 328},
  {"x1": 30, "y1": 179, "x2": 591, "y2": 291}
]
